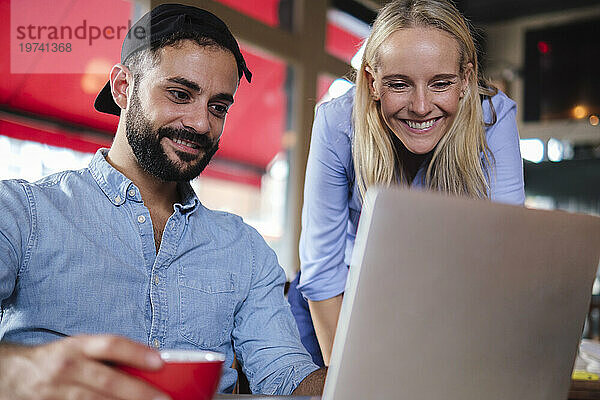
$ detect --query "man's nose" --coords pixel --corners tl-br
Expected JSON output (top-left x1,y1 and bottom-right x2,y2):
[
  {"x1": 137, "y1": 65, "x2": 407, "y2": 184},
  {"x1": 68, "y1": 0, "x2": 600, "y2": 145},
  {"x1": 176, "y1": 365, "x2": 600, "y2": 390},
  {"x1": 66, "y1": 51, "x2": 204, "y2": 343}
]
[
  {"x1": 409, "y1": 87, "x2": 433, "y2": 116},
  {"x1": 182, "y1": 104, "x2": 211, "y2": 134}
]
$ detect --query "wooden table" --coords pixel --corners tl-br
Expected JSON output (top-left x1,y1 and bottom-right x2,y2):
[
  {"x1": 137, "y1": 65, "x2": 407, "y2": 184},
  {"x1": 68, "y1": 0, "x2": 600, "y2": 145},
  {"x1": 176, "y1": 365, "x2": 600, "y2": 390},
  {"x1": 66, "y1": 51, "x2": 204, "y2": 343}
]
[
  {"x1": 213, "y1": 379, "x2": 600, "y2": 399},
  {"x1": 570, "y1": 379, "x2": 600, "y2": 399},
  {"x1": 214, "y1": 395, "x2": 319, "y2": 399}
]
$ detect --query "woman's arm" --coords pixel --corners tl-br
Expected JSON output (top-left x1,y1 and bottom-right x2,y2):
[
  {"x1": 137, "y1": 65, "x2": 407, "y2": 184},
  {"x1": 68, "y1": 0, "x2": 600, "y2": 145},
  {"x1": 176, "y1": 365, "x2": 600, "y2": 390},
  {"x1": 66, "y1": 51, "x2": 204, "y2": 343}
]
[
  {"x1": 298, "y1": 95, "x2": 355, "y2": 301},
  {"x1": 297, "y1": 92, "x2": 356, "y2": 362},
  {"x1": 308, "y1": 294, "x2": 344, "y2": 366}
]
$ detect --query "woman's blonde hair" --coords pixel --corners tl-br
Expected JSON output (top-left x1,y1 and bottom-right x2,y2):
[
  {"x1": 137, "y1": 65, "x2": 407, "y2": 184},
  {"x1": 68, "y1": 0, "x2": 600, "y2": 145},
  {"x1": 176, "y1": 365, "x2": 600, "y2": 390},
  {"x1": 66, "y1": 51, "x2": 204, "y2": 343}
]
[{"x1": 352, "y1": 0, "x2": 497, "y2": 200}]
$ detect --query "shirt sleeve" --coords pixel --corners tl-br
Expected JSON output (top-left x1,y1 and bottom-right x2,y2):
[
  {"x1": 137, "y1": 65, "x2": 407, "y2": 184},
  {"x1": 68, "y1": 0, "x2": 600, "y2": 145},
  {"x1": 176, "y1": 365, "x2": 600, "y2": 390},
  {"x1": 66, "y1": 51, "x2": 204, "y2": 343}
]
[
  {"x1": 0, "y1": 180, "x2": 32, "y2": 304},
  {"x1": 483, "y1": 91, "x2": 525, "y2": 205},
  {"x1": 297, "y1": 96, "x2": 354, "y2": 301},
  {"x1": 232, "y1": 227, "x2": 319, "y2": 395}
]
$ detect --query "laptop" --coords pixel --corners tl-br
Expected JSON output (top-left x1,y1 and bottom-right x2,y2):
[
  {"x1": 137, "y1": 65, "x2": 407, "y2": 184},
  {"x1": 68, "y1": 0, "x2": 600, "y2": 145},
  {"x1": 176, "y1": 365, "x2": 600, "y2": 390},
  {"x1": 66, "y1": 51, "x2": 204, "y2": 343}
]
[{"x1": 323, "y1": 187, "x2": 600, "y2": 400}]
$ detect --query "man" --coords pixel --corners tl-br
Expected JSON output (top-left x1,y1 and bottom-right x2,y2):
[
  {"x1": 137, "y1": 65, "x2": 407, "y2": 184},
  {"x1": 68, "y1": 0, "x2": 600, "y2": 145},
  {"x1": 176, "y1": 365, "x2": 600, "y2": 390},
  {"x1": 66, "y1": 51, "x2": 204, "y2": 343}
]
[{"x1": 0, "y1": 5, "x2": 325, "y2": 399}]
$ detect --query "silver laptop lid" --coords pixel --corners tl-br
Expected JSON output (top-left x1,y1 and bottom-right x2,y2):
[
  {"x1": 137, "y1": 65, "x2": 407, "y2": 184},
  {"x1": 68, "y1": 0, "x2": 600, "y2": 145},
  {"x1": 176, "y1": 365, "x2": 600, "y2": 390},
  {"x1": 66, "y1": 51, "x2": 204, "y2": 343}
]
[{"x1": 324, "y1": 187, "x2": 600, "y2": 400}]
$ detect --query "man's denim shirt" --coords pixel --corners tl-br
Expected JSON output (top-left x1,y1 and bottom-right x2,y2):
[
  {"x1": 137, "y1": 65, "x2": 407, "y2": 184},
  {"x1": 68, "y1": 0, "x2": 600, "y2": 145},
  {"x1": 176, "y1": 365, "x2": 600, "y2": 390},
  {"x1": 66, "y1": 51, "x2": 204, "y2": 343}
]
[{"x1": 0, "y1": 149, "x2": 318, "y2": 394}]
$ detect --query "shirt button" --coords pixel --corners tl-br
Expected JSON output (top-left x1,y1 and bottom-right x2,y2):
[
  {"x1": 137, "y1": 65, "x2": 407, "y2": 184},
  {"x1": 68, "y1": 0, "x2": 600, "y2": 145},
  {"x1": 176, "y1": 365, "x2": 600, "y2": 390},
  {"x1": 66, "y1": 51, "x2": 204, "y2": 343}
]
[
  {"x1": 137, "y1": 215, "x2": 146, "y2": 223},
  {"x1": 154, "y1": 275, "x2": 159, "y2": 285},
  {"x1": 171, "y1": 223, "x2": 176, "y2": 230},
  {"x1": 153, "y1": 339, "x2": 159, "y2": 348},
  {"x1": 128, "y1": 189, "x2": 136, "y2": 197},
  {"x1": 114, "y1": 195, "x2": 121, "y2": 203}
]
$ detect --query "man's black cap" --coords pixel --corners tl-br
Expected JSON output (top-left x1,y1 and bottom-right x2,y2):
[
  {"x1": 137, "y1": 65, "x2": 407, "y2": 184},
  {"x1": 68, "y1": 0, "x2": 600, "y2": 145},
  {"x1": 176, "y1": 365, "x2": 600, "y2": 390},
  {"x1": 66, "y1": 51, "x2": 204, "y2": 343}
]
[{"x1": 94, "y1": 3, "x2": 252, "y2": 116}]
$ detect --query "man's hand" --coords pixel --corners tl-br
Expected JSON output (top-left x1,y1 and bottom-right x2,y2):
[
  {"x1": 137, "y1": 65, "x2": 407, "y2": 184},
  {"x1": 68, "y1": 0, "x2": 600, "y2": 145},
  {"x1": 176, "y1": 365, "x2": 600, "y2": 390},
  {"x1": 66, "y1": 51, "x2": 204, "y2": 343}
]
[
  {"x1": 0, "y1": 335, "x2": 170, "y2": 400},
  {"x1": 292, "y1": 367, "x2": 327, "y2": 396}
]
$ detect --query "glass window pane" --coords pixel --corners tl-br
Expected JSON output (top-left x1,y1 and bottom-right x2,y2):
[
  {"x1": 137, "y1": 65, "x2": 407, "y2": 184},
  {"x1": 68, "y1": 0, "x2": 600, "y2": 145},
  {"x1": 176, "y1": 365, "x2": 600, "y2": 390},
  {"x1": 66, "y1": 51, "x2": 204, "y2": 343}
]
[
  {"x1": 318, "y1": 74, "x2": 353, "y2": 105},
  {"x1": 325, "y1": 9, "x2": 370, "y2": 64},
  {"x1": 0, "y1": 134, "x2": 94, "y2": 181},
  {"x1": 317, "y1": 74, "x2": 335, "y2": 103},
  {"x1": 214, "y1": 0, "x2": 282, "y2": 27}
]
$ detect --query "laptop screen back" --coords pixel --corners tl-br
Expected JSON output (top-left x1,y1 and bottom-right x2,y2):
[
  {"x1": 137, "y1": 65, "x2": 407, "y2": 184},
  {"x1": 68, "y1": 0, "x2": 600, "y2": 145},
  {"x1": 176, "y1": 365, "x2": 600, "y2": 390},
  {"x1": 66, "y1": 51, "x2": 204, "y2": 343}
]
[{"x1": 324, "y1": 188, "x2": 600, "y2": 400}]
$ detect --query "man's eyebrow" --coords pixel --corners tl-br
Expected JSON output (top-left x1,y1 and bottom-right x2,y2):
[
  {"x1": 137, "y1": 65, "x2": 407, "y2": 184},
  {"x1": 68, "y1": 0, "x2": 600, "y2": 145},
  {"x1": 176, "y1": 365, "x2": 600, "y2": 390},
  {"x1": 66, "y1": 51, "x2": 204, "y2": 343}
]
[
  {"x1": 212, "y1": 93, "x2": 235, "y2": 104},
  {"x1": 166, "y1": 77, "x2": 234, "y2": 103},
  {"x1": 167, "y1": 77, "x2": 200, "y2": 92}
]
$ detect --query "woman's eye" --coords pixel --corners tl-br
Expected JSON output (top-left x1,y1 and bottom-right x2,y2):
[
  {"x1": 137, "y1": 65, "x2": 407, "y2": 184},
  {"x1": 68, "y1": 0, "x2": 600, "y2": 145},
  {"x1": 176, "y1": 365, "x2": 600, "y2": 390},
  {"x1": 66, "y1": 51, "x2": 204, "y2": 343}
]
[
  {"x1": 431, "y1": 81, "x2": 453, "y2": 90},
  {"x1": 169, "y1": 90, "x2": 190, "y2": 102},
  {"x1": 387, "y1": 82, "x2": 408, "y2": 90}
]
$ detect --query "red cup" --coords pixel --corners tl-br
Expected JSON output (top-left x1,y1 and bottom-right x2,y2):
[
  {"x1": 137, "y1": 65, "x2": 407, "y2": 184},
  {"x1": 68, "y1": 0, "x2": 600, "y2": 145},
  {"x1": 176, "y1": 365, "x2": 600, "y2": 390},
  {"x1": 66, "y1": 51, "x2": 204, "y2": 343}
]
[{"x1": 119, "y1": 350, "x2": 225, "y2": 400}]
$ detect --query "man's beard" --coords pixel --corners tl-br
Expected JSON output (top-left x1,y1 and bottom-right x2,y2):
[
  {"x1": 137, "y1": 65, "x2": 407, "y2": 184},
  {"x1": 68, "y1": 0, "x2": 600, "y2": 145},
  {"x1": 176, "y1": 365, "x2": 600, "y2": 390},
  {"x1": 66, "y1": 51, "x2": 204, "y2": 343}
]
[{"x1": 125, "y1": 86, "x2": 219, "y2": 182}]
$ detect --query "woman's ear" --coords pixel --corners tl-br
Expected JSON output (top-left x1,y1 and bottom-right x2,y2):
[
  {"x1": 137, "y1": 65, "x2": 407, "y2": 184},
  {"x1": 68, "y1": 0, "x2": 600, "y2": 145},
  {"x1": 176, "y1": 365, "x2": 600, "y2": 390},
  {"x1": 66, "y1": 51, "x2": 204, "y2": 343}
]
[
  {"x1": 110, "y1": 63, "x2": 133, "y2": 111},
  {"x1": 460, "y1": 62, "x2": 474, "y2": 98},
  {"x1": 365, "y1": 65, "x2": 380, "y2": 101}
]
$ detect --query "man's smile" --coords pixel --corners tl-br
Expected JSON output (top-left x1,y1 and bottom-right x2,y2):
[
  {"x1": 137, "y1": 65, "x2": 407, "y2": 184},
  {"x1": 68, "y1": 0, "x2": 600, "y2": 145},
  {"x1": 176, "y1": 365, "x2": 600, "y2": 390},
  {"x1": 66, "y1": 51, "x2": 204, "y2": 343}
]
[
  {"x1": 172, "y1": 137, "x2": 200, "y2": 150},
  {"x1": 160, "y1": 128, "x2": 214, "y2": 156}
]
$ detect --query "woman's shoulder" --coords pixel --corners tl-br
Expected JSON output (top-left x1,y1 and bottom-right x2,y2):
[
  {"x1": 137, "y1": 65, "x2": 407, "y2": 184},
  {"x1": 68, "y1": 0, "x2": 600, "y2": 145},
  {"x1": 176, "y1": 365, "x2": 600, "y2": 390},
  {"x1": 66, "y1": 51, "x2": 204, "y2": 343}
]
[
  {"x1": 314, "y1": 86, "x2": 355, "y2": 142},
  {"x1": 483, "y1": 89, "x2": 517, "y2": 126},
  {"x1": 482, "y1": 90, "x2": 520, "y2": 152}
]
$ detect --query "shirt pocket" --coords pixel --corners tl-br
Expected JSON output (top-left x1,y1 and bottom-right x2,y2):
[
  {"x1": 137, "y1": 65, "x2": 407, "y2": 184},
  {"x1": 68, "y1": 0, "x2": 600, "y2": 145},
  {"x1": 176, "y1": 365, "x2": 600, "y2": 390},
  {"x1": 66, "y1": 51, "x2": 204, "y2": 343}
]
[{"x1": 178, "y1": 267, "x2": 236, "y2": 348}]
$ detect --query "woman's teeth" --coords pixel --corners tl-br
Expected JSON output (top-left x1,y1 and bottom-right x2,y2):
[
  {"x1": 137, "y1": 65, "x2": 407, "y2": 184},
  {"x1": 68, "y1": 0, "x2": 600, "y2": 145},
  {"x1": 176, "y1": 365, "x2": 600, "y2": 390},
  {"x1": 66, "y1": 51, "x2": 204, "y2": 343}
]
[{"x1": 406, "y1": 118, "x2": 437, "y2": 130}]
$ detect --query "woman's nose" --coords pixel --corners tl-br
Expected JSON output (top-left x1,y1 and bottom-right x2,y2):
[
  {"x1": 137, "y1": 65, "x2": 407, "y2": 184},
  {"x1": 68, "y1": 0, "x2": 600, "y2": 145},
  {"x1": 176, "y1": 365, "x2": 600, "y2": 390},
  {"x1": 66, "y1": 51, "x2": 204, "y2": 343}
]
[{"x1": 409, "y1": 87, "x2": 433, "y2": 116}]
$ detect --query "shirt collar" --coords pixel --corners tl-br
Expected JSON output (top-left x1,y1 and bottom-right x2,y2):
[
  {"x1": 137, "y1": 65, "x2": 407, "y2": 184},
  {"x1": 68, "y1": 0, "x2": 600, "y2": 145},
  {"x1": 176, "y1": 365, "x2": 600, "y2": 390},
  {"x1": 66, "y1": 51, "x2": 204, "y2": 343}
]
[
  {"x1": 88, "y1": 148, "x2": 199, "y2": 212},
  {"x1": 177, "y1": 181, "x2": 199, "y2": 213}
]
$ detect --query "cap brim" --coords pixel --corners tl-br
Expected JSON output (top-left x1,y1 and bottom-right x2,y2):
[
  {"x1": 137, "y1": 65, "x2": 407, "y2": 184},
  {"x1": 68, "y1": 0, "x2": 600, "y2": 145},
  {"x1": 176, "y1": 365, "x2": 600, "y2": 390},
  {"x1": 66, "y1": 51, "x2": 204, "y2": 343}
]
[{"x1": 94, "y1": 81, "x2": 122, "y2": 116}]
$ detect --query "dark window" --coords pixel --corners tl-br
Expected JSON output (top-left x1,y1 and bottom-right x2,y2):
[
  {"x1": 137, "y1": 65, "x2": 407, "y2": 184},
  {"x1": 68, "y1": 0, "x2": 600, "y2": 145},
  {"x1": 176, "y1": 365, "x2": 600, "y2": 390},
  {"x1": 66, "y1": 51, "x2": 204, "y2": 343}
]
[{"x1": 524, "y1": 18, "x2": 600, "y2": 121}]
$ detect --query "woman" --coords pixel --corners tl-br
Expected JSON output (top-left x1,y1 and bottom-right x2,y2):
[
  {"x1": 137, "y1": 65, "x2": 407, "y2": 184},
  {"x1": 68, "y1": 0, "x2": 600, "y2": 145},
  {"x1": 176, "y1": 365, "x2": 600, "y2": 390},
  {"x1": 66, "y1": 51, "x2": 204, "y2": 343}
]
[{"x1": 288, "y1": 0, "x2": 525, "y2": 367}]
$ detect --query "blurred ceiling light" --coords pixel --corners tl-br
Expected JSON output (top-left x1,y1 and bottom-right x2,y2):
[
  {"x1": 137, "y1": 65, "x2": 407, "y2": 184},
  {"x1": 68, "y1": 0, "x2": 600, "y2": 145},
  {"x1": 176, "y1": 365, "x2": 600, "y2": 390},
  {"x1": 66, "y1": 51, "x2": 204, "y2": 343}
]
[
  {"x1": 547, "y1": 138, "x2": 563, "y2": 162},
  {"x1": 328, "y1": 78, "x2": 353, "y2": 99},
  {"x1": 572, "y1": 105, "x2": 588, "y2": 119},
  {"x1": 590, "y1": 115, "x2": 599, "y2": 126},
  {"x1": 520, "y1": 138, "x2": 544, "y2": 163}
]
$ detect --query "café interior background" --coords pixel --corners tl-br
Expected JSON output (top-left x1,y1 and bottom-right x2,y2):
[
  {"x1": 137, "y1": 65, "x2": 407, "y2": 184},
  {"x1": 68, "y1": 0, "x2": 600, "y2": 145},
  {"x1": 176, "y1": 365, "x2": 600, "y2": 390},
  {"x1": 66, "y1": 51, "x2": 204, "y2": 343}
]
[{"x1": 2, "y1": 0, "x2": 599, "y2": 322}]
